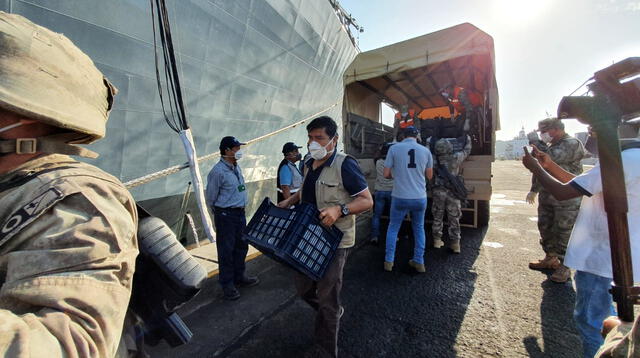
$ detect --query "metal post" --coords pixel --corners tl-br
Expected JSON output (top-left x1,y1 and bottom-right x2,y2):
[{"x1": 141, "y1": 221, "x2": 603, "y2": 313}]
[{"x1": 558, "y1": 95, "x2": 635, "y2": 321}]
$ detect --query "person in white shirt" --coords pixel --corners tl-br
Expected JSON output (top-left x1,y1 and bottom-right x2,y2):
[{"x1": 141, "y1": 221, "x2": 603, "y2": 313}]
[{"x1": 522, "y1": 122, "x2": 640, "y2": 358}]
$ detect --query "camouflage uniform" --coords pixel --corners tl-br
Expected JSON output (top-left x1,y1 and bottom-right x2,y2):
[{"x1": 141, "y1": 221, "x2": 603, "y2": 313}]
[
  {"x1": 596, "y1": 316, "x2": 640, "y2": 358},
  {"x1": 0, "y1": 154, "x2": 138, "y2": 357},
  {"x1": 537, "y1": 133, "x2": 585, "y2": 260},
  {"x1": 431, "y1": 136, "x2": 471, "y2": 245},
  {"x1": 0, "y1": 12, "x2": 139, "y2": 357}
]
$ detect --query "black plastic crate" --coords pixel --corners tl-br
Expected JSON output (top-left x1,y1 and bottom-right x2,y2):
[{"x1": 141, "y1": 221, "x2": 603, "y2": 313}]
[{"x1": 243, "y1": 198, "x2": 343, "y2": 281}]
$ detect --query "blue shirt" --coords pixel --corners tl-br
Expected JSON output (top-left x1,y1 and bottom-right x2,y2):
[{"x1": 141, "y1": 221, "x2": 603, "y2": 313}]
[
  {"x1": 384, "y1": 138, "x2": 433, "y2": 199},
  {"x1": 205, "y1": 159, "x2": 247, "y2": 208},
  {"x1": 278, "y1": 163, "x2": 295, "y2": 186},
  {"x1": 301, "y1": 151, "x2": 368, "y2": 207}
]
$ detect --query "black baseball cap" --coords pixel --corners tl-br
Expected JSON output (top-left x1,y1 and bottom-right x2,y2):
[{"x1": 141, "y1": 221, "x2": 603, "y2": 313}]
[
  {"x1": 219, "y1": 136, "x2": 246, "y2": 151},
  {"x1": 403, "y1": 126, "x2": 419, "y2": 137},
  {"x1": 282, "y1": 142, "x2": 302, "y2": 154}
]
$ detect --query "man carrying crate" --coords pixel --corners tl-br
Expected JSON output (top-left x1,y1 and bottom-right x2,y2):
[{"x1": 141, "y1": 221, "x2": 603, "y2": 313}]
[{"x1": 278, "y1": 116, "x2": 373, "y2": 358}]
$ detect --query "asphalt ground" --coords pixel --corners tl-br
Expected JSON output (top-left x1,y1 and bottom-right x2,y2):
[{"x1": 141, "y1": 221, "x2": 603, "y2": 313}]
[{"x1": 147, "y1": 160, "x2": 582, "y2": 357}]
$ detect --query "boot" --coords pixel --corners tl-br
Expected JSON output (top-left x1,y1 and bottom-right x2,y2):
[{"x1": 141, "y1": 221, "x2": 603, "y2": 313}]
[
  {"x1": 529, "y1": 254, "x2": 561, "y2": 270},
  {"x1": 384, "y1": 261, "x2": 394, "y2": 272},
  {"x1": 433, "y1": 238, "x2": 444, "y2": 249},
  {"x1": 408, "y1": 260, "x2": 426, "y2": 273},
  {"x1": 550, "y1": 265, "x2": 571, "y2": 283},
  {"x1": 450, "y1": 240, "x2": 461, "y2": 254}
]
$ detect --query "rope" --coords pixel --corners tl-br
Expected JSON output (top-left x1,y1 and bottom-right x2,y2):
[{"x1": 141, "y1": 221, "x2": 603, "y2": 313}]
[{"x1": 124, "y1": 101, "x2": 340, "y2": 189}]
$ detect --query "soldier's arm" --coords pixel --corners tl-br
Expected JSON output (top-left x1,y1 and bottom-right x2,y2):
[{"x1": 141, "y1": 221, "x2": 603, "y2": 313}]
[
  {"x1": 530, "y1": 176, "x2": 542, "y2": 193},
  {"x1": 0, "y1": 184, "x2": 138, "y2": 357},
  {"x1": 522, "y1": 149, "x2": 582, "y2": 201},
  {"x1": 596, "y1": 316, "x2": 638, "y2": 357},
  {"x1": 205, "y1": 169, "x2": 221, "y2": 207},
  {"x1": 549, "y1": 139, "x2": 585, "y2": 165}
]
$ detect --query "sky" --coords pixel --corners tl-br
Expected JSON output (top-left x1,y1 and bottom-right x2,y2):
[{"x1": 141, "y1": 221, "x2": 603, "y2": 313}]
[{"x1": 339, "y1": 0, "x2": 640, "y2": 140}]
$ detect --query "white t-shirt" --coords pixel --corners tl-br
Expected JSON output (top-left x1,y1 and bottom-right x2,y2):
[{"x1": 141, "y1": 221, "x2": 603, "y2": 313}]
[{"x1": 564, "y1": 148, "x2": 640, "y2": 279}]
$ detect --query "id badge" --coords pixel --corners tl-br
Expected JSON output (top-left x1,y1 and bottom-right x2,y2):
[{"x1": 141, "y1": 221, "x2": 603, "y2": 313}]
[{"x1": 238, "y1": 184, "x2": 246, "y2": 192}]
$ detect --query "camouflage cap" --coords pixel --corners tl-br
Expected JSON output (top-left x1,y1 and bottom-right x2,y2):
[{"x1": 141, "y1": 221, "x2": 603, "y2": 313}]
[
  {"x1": 0, "y1": 12, "x2": 116, "y2": 143},
  {"x1": 537, "y1": 117, "x2": 564, "y2": 132},
  {"x1": 434, "y1": 138, "x2": 453, "y2": 155}
]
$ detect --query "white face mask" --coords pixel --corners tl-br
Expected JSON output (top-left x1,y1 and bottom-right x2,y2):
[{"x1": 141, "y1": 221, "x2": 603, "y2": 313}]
[
  {"x1": 309, "y1": 137, "x2": 335, "y2": 160},
  {"x1": 540, "y1": 132, "x2": 553, "y2": 143},
  {"x1": 234, "y1": 149, "x2": 243, "y2": 160}
]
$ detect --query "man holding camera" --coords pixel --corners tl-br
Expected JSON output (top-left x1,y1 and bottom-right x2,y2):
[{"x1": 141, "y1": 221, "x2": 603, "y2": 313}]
[{"x1": 523, "y1": 122, "x2": 640, "y2": 358}]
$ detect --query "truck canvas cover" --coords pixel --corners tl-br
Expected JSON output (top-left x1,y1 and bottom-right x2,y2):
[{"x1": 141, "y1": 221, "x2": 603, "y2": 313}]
[{"x1": 343, "y1": 22, "x2": 500, "y2": 133}]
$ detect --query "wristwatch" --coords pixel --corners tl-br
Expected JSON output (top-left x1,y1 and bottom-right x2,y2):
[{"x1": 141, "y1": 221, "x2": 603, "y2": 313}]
[{"x1": 340, "y1": 203, "x2": 350, "y2": 217}]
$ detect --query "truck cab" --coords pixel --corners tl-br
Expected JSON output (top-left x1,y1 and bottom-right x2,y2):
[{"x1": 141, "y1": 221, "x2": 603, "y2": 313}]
[{"x1": 341, "y1": 23, "x2": 500, "y2": 227}]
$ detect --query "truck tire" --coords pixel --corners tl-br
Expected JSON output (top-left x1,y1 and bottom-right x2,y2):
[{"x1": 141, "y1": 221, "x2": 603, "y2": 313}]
[{"x1": 477, "y1": 200, "x2": 490, "y2": 227}]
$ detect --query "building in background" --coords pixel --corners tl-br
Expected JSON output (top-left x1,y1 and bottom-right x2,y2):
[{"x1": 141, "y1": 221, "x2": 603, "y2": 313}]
[{"x1": 496, "y1": 127, "x2": 529, "y2": 160}]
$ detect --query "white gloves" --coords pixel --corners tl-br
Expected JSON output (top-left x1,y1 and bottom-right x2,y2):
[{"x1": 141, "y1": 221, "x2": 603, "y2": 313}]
[{"x1": 526, "y1": 191, "x2": 537, "y2": 204}]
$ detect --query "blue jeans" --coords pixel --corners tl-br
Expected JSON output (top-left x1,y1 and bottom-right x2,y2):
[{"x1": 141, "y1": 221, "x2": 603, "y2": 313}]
[
  {"x1": 573, "y1": 270, "x2": 616, "y2": 358},
  {"x1": 371, "y1": 191, "x2": 392, "y2": 239},
  {"x1": 385, "y1": 197, "x2": 427, "y2": 264}
]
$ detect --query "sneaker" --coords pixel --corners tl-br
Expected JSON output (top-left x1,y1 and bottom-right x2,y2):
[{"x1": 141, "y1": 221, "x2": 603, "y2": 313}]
[
  {"x1": 222, "y1": 285, "x2": 240, "y2": 301},
  {"x1": 433, "y1": 238, "x2": 444, "y2": 249},
  {"x1": 550, "y1": 265, "x2": 571, "y2": 283},
  {"x1": 529, "y1": 255, "x2": 561, "y2": 270},
  {"x1": 408, "y1": 260, "x2": 426, "y2": 273},
  {"x1": 384, "y1": 261, "x2": 394, "y2": 272},
  {"x1": 370, "y1": 236, "x2": 378, "y2": 244},
  {"x1": 450, "y1": 241, "x2": 461, "y2": 254},
  {"x1": 236, "y1": 275, "x2": 260, "y2": 288}
]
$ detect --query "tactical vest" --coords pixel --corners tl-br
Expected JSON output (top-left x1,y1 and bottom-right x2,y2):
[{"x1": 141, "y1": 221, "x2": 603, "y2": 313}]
[
  {"x1": 301, "y1": 152, "x2": 356, "y2": 248},
  {"x1": 276, "y1": 159, "x2": 303, "y2": 193}
]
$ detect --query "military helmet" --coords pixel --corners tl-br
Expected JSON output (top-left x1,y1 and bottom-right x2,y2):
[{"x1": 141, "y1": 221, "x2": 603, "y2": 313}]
[
  {"x1": 434, "y1": 138, "x2": 453, "y2": 155},
  {"x1": 0, "y1": 12, "x2": 116, "y2": 143}
]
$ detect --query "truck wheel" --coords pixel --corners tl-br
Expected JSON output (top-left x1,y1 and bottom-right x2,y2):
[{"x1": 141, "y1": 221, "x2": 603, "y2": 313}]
[{"x1": 477, "y1": 200, "x2": 490, "y2": 227}]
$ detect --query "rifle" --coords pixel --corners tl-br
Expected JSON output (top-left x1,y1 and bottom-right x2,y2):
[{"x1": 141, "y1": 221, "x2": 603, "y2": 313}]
[
  {"x1": 429, "y1": 132, "x2": 469, "y2": 202},
  {"x1": 557, "y1": 57, "x2": 640, "y2": 322}
]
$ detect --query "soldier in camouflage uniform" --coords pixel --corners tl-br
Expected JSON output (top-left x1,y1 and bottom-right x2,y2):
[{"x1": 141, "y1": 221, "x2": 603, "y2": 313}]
[
  {"x1": 529, "y1": 118, "x2": 585, "y2": 283},
  {"x1": 0, "y1": 12, "x2": 139, "y2": 357},
  {"x1": 431, "y1": 136, "x2": 471, "y2": 253}
]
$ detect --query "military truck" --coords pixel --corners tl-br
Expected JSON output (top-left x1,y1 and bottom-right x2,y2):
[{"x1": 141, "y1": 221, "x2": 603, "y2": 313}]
[{"x1": 341, "y1": 23, "x2": 499, "y2": 227}]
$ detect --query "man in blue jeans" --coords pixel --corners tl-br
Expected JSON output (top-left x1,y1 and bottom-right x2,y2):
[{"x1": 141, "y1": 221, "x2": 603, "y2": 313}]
[
  {"x1": 383, "y1": 127, "x2": 433, "y2": 272},
  {"x1": 522, "y1": 122, "x2": 640, "y2": 358}
]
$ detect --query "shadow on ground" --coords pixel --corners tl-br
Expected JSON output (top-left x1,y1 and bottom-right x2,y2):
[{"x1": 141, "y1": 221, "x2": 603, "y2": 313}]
[{"x1": 523, "y1": 276, "x2": 581, "y2": 358}]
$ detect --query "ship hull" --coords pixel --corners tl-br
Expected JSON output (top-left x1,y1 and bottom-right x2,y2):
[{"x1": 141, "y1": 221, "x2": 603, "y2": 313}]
[{"x1": 2, "y1": 0, "x2": 358, "y2": 244}]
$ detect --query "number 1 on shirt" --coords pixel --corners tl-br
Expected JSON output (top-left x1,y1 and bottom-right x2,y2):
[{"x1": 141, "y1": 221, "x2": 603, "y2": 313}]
[{"x1": 407, "y1": 149, "x2": 416, "y2": 168}]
